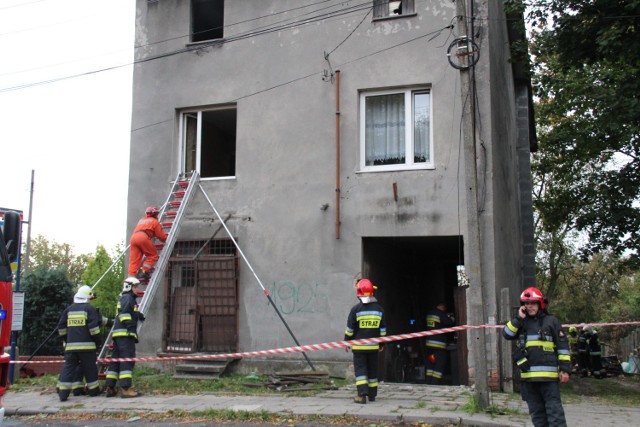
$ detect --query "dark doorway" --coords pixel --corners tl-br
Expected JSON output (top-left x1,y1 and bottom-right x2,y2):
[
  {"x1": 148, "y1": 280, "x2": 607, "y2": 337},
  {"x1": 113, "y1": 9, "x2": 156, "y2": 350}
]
[{"x1": 362, "y1": 236, "x2": 466, "y2": 385}]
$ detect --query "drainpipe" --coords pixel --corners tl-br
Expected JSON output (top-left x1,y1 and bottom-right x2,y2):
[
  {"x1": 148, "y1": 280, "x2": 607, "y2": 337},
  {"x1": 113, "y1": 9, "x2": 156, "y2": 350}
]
[{"x1": 335, "y1": 69, "x2": 341, "y2": 239}]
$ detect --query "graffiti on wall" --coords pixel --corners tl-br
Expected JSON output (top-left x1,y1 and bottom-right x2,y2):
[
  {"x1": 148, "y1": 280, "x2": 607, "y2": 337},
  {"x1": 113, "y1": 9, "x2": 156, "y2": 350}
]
[{"x1": 267, "y1": 281, "x2": 329, "y2": 315}]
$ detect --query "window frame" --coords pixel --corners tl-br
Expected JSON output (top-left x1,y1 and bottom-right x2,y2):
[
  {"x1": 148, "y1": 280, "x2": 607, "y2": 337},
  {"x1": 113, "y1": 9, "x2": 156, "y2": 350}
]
[
  {"x1": 178, "y1": 106, "x2": 237, "y2": 180},
  {"x1": 372, "y1": 0, "x2": 416, "y2": 20},
  {"x1": 359, "y1": 87, "x2": 434, "y2": 173}
]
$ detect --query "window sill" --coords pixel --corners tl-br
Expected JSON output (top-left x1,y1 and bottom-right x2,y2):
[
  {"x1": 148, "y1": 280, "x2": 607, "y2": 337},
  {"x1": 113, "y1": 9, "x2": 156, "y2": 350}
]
[
  {"x1": 357, "y1": 164, "x2": 435, "y2": 173},
  {"x1": 372, "y1": 13, "x2": 417, "y2": 22},
  {"x1": 199, "y1": 176, "x2": 237, "y2": 181}
]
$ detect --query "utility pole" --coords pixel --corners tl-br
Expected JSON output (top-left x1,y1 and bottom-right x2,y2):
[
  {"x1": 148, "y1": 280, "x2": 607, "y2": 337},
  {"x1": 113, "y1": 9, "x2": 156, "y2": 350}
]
[{"x1": 454, "y1": 0, "x2": 490, "y2": 409}]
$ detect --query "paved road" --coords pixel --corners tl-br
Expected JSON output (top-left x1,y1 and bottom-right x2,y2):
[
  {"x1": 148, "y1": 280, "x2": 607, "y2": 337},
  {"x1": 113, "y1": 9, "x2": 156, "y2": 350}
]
[{"x1": 5, "y1": 383, "x2": 640, "y2": 426}]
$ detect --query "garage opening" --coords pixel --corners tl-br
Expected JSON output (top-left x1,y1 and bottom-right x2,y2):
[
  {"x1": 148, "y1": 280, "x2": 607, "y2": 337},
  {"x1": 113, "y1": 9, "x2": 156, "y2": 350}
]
[{"x1": 362, "y1": 236, "x2": 468, "y2": 385}]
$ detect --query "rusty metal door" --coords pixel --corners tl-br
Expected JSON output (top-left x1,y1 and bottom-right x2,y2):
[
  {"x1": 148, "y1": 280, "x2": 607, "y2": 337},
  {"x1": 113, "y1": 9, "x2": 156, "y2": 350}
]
[
  {"x1": 197, "y1": 257, "x2": 238, "y2": 352},
  {"x1": 165, "y1": 243, "x2": 238, "y2": 353}
]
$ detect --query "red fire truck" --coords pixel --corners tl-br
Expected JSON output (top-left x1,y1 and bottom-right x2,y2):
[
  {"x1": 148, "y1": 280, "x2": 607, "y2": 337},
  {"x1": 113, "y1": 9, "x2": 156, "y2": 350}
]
[{"x1": 0, "y1": 210, "x2": 21, "y2": 422}]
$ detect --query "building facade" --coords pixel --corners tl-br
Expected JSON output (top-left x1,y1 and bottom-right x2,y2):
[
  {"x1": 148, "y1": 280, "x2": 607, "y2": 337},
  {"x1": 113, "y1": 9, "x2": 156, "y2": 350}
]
[{"x1": 127, "y1": 0, "x2": 534, "y2": 389}]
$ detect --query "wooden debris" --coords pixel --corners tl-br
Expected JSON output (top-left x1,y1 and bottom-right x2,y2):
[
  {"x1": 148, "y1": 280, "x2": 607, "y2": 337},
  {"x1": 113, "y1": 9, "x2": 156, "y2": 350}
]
[{"x1": 255, "y1": 371, "x2": 338, "y2": 392}]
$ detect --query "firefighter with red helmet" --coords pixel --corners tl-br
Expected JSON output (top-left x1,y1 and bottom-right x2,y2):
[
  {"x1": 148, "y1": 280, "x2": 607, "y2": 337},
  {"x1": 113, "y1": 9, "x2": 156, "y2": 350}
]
[
  {"x1": 503, "y1": 287, "x2": 571, "y2": 426},
  {"x1": 344, "y1": 278, "x2": 386, "y2": 404},
  {"x1": 56, "y1": 285, "x2": 102, "y2": 401},
  {"x1": 424, "y1": 302, "x2": 455, "y2": 384},
  {"x1": 128, "y1": 206, "x2": 167, "y2": 279}
]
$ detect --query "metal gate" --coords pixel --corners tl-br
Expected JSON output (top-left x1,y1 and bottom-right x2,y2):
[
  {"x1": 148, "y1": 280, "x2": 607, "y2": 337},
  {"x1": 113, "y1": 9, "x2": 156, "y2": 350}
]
[{"x1": 164, "y1": 240, "x2": 238, "y2": 353}]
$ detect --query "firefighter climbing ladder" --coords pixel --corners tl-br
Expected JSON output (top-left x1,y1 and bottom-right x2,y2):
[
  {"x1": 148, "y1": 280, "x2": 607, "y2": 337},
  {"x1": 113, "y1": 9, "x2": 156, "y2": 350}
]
[{"x1": 97, "y1": 171, "x2": 200, "y2": 363}]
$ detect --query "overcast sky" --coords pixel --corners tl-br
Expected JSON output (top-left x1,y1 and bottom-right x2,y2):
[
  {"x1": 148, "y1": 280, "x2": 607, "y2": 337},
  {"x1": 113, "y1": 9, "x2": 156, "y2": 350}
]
[{"x1": 0, "y1": 0, "x2": 135, "y2": 255}]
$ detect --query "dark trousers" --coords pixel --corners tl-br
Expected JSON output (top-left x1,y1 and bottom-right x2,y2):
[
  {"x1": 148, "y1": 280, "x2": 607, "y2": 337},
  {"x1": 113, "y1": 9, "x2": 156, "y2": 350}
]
[
  {"x1": 57, "y1": 351, "x2": 100, "y2": 400},
  {"x1": 521, "y1": 381, "x2": 567, "y2": 427},
  {"x1": 425, "y1": 347, "x2": 447, "y2": 384},
  {"x1": 353, "y1": 351, "x2": 379, "y2": 398},
  {"x1": 105, "y1": 336, "x2": 136, "y2": 389}
]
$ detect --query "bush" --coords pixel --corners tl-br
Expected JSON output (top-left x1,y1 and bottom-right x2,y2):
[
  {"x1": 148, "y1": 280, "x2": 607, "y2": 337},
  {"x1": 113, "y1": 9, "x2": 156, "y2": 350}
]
[{"x1": 18, "y1": 267, "x2": 74, "y2": 356}]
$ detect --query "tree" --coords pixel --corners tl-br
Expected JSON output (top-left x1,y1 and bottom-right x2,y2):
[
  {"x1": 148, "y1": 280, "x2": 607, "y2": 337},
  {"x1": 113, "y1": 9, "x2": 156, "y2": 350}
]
[
  {"x1": 26, "y1": 235, "x2": 89, "y2": 284},
  {"x1": 81, "y1": 244, "x2": 125, "y2": 320},
  {"x1": 526, "y1": 0, "x2": 640, "y2": 263},
  {"x1": 18, "y1": 267, "x2": 75, "y2": 356}
]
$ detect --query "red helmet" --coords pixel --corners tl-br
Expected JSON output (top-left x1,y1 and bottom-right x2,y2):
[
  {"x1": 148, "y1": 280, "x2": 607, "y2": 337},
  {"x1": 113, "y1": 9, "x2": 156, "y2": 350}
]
[
  {"x1": 356, "y1": 279, "x2": 376, "y2": 297},
  {"x1": 520, "y1": 287, "x2": 545, "y2": 310},
  {"x1": 145, "y1": 206, "x2": 160, "y2": 217}
]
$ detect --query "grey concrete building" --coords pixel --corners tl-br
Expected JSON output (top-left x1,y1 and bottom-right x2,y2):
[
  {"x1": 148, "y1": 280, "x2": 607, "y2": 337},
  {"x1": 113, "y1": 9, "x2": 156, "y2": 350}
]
[{"x1": 127, "y1": 0, "x2": 535, "y2": 390}]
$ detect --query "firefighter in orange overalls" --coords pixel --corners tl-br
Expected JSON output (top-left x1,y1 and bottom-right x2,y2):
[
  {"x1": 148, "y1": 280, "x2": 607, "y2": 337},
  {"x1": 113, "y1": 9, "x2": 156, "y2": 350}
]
[{"x1": 128, "y1": 206, "x2": 167, "y2": 279}]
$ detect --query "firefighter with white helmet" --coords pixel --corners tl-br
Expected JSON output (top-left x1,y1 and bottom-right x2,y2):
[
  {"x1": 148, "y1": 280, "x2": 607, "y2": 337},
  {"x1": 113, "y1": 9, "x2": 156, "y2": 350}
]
[
  {"x1": 104, "y1": 277, "x2": 145, "y2": 398},
  {"x1": 56, "y1": 285, "x2": 102, "y2": 401},
  {"x1": 503, "y1": 287, "x2": 571, "y2": 426},
  {"x1": 344, "y1": 278, "x2": 386, "y2": 404}
]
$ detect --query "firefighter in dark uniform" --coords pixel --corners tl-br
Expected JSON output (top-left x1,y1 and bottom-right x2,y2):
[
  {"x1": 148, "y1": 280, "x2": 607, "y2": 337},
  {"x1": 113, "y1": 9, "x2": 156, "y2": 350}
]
[
  {"x1": 584, "y1": 326, "x2": 604, "y2": 379},
  {"x1": 104, "y1": 277, "x2": 145, "y2": 398},
  {"x1": 344, "y1": 278, "x2": 386, "y2": 404},
  {"x1": 577, "y1": 326, "x2": 591, "y2": 377},
  {"x1": 56, "y1": 285, "x2": 102, "y2": 401},
  {"x1": 424, "y1": 302, "x2": 455, "y2": 385},
  {"x1": 567, "y1": 326, "x2": 579, "y2": 373},
  {"x1": 503, "y1": 287, "x2": 571, "y2": 427}
]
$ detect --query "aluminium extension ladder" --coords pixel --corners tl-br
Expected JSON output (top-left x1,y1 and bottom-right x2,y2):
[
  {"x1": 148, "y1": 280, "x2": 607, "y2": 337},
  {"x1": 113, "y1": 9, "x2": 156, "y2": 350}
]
[{"x1": 97, "y1": 170, "x2": 200, "y2": 371}]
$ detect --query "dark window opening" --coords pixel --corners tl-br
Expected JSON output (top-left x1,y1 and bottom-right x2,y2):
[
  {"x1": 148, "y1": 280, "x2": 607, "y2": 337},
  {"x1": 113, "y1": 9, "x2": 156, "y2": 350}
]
[
  {"x1": 183, "y1": 107, "x2": 237, "y2": 179},
  {"x1": 192, "y1": 0, "x2": 224, "y2": 42},
  {"x1": 373, "y1": 0, "x2": 415, "y2": 19}
]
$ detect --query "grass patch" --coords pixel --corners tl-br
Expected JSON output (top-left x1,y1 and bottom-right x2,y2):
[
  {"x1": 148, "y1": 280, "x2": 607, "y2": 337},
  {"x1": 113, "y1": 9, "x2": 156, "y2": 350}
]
[
  {"x1": 461, "y1": 393, "x2": 522, "y2": 417},
  {"x1": 11, "y1": 367, "x2": 348, "y2": 397},
  {"x1": 560, "y1": 375, "x2": 640, "y2": 406}
]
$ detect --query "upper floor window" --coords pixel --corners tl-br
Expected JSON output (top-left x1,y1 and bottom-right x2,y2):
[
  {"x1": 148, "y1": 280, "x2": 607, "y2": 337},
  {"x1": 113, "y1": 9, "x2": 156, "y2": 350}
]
[
  {"x1": 191, "y1": 0, "x2": 224, "y2": 42},
  {"x1": 180, "y1": 106, "x2": 236, "y2": 179},
  {"x1": 373, "y1": 0, "x2": 415, "y2": 19},
  {"x1": 359, "y1": 88, "x2": 432, "y2": 172}
]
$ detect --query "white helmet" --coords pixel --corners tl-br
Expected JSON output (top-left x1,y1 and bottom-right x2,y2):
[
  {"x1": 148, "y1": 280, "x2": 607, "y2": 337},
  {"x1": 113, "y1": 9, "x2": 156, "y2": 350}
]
[
  {"x1": 74, "y1": 285, "x2": 95, "y2": 303},
  {"x1": 123, "y1": 276, "x2": 140, "y2": 293}
]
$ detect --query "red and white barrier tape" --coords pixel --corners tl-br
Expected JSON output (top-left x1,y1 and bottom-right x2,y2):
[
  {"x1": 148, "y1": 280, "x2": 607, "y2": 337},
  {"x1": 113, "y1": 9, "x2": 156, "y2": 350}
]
[{"x1": 12, "y1": 321, "x2": 640, "y2": 365}]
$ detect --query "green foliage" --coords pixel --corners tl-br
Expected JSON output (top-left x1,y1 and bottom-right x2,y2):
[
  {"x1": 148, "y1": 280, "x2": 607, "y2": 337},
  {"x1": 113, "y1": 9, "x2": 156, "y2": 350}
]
[
  {"x1": 528, "y1": 0, "x2": 640, "y2": 264},
  {"x1": 26, "y1": 235, "x2": 89, "y2": 284},
  {"x1": 81, "y1": 244, "x2": 125, "y2": 320},
  {"x1": 18, "y1": 267, "x2": 74, "y2": 355}
]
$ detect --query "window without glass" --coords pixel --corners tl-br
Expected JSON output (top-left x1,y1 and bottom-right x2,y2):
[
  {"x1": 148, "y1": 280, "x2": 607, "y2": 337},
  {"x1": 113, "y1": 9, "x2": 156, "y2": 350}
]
[
  {"x1": 373, "y1": 0, "x2": 415, "y2": 19},
  {"x1": 191, "y1": 0, "x2": 224, "y2": 42},
  {"x1": 360, "y1": 88, "x2": 432, "y2": 172},
  {"x1": 180, "y1": 107, "x2": 236, "y2": 179}
]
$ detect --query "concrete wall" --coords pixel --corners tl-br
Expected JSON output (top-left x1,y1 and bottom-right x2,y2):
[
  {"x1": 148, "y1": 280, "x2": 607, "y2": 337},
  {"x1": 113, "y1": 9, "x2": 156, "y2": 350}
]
[{"x1": 128, "y1": 0, "x2": 532, "y2": 383}]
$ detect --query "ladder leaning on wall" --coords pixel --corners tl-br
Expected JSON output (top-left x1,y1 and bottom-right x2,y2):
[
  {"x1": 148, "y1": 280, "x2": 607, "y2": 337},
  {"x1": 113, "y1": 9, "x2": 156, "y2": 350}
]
[{"x1": 97, "y1": 170, "x2": 200, "y2": 369}]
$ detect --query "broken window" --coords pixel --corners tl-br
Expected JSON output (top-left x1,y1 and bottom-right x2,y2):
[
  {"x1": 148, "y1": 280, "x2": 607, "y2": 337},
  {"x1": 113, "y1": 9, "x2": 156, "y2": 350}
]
[
  {"x1": 191, "y1": 0, "x2": 224, "y2": 42},
  {"x1": 373, "y1": 0, "x2": 415, "y2": 19},
  {"x1": 180, "y1": 106, "x2": 237, "y2": 179},
  {"x1": 360, "y1": 88, "x2": 432, "y2": 171}
]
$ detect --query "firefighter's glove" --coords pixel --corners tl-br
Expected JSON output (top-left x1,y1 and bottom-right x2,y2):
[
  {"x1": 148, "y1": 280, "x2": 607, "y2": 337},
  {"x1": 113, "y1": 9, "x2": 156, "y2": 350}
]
[
  {"x1": 512, "y1": 348, "x2": 530, "y2": 372},
  {"x1": 138, "y1": 312, "x2": 146, "y2": 322}
]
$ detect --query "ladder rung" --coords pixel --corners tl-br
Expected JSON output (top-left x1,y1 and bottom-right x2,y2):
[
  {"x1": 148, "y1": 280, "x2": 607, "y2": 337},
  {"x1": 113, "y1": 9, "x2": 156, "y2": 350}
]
[
  {"x1": 178, "y1": 181, "x2": 189, "y2": 189},
  {"x1": 164, "y1": 211, "x2": 177, "y2": 218},
  {"x1": 173, "y1": 191, "x2": 185, "y2": 198},
  {"x1": 169, "y1": 201, "x2": 182, "y2": 207},
  {"x1": 161, "y1": 222, "x2": 173, "y2": 229}
]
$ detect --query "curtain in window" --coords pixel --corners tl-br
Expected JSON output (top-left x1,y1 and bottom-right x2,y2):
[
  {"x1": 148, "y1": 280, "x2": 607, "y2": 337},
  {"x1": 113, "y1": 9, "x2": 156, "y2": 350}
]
[
  {"x1": 365, "y1": 93, "x2": 405, "y2": 165},
  {"x1": 413, "y1": 92, "x2": 430, "y2": 163}
]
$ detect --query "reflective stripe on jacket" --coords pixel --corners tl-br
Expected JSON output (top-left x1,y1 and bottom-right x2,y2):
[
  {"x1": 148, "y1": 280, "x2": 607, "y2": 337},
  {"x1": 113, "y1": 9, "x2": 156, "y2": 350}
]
[
  {"x1": 502, "y1": 311, "x2": 571, "y2": 382},
  {"x1": 112, "y1": 291, "x2": 140, "y2": 341},
  {"x1": 57, "y1": 303, "x2": 101, "y2": 352},
  {"x1": 345, "y1": 300, "x2": 386, "y2": 351}
]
